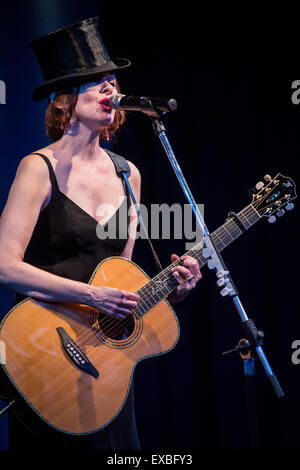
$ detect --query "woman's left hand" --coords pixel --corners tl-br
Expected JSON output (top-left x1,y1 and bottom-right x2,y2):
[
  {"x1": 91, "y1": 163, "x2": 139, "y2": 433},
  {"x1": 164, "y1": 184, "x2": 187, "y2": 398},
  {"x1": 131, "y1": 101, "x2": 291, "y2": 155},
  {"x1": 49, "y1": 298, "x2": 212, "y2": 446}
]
[{"x1": 168, "y1": 254, "x2": 202, "y2": 304}]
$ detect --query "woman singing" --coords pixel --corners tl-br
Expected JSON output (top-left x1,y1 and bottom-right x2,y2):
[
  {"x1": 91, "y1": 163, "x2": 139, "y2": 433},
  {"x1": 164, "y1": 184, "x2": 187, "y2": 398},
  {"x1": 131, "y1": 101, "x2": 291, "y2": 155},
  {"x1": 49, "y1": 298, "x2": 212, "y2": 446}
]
[{"x1": 0, "y1": 18, "x2": 201, "y2": 449}]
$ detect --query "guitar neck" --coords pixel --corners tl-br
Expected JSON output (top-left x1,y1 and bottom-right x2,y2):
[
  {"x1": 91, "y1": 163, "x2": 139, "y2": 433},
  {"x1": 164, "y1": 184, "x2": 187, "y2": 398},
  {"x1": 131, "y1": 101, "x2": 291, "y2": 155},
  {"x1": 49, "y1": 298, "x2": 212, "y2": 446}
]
[
  {"x1": 134, "y1": 204, "x2": 261, "y2": 318},
  {"x1": 188, "y1": 203, "x2": 261, "y2": 267}
]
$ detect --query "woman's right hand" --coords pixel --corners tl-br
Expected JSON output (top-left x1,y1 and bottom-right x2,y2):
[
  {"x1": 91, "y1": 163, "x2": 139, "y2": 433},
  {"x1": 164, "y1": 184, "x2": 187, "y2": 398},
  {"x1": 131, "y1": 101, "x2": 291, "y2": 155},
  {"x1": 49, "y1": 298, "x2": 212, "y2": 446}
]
[{"x1": 88, "y1": 285, "x2": 140, "y2": 319}]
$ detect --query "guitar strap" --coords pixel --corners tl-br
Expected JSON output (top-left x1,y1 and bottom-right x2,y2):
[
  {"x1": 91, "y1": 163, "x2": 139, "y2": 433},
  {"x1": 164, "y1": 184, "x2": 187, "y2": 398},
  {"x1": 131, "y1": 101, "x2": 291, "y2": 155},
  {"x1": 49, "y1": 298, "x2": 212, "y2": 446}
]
[{"x1": 107, "y1": 150, "x2": 163, "y2": 272}]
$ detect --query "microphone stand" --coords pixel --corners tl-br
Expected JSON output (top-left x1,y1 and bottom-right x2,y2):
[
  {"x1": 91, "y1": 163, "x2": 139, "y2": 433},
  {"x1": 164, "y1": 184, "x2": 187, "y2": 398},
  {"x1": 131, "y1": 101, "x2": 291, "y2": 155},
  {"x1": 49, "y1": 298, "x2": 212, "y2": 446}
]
[
  {"x1": 145, "y1": 108, "x2": 284, "y2": 403},
  {"x1": 222, "y1": 339, "x2": 261, "y2": 449}
]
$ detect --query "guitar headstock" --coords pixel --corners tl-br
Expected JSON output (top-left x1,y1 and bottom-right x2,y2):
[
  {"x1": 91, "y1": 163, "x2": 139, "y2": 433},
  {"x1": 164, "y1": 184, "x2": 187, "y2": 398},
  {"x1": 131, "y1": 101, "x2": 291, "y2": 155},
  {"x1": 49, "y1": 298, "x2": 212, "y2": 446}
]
[{"x1": 251, "y1": 174, "x2": 297, "y2": 222}]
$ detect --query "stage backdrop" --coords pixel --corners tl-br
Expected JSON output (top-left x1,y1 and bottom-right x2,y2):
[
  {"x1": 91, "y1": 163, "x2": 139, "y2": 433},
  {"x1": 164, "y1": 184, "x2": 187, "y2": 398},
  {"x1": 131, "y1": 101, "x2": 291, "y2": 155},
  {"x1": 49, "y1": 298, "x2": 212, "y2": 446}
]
[{"x1": 0, "y1": 1, "x2": 299, "y2": 451}]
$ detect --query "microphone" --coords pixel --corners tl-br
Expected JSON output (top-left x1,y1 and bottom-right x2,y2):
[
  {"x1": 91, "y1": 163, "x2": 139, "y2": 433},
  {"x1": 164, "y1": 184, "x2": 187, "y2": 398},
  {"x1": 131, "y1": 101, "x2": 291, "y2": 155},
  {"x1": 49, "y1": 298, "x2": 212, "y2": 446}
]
[{"x1": 105, "y1": 94, "x2": 177, "y2": 115}]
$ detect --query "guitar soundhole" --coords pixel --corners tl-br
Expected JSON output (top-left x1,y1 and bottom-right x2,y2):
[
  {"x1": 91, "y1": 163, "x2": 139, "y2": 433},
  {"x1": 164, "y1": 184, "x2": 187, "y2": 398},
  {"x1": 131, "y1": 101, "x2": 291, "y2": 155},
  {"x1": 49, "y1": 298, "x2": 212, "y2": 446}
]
[{"x1": 97, "y1": 312, "x2": 135, "y2": 341}]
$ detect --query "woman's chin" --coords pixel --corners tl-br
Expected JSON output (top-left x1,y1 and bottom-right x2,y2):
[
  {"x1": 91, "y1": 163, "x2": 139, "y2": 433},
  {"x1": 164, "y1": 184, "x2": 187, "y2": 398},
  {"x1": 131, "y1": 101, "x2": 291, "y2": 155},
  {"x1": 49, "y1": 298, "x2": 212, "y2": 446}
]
[{"x1": 96, "y1": 112, "x2": 114, "y2": 126}]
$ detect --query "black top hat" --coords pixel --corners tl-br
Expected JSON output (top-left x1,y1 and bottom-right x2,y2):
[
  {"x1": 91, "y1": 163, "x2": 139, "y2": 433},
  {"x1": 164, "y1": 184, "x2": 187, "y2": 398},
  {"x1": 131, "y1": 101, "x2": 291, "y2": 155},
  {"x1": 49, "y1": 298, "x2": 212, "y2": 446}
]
[{"x1": 30, "y1": 17, "x2": 130, "y2": 101}]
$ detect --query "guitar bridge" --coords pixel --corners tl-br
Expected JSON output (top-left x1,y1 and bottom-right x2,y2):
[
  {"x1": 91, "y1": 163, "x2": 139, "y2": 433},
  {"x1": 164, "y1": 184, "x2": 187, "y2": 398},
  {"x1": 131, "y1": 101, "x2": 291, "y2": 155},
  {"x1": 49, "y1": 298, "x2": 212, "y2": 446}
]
[{"x1": 57, "y1": 327, "x2": 99, "y2": 379}]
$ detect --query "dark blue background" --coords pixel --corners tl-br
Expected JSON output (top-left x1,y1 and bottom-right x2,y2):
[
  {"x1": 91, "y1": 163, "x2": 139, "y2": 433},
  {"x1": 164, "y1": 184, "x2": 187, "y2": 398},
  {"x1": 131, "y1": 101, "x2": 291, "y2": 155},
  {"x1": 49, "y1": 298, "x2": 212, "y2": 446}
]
[{"x1": 0, "y1": 1, "x2": 299, "y2": 453}]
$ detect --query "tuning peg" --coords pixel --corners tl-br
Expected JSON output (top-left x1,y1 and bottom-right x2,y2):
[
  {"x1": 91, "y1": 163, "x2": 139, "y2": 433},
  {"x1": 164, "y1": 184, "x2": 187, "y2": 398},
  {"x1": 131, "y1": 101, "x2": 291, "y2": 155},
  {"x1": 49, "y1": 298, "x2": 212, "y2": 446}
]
[
  {"x1": 255, "y1": 181, "x2": 264, "y2": 191},
  {"x1": 285, "y1": 202, "x2": 294, "y2": 211},
  {"x1": 264, "y1": 174, "x2": 272, "y2": 182},
  {"x1": 276, "y1": 209, "x2": 285, "y2": 217},
  {"x1": 268, "y1": 215, "x2": 276, "y2": 223}
]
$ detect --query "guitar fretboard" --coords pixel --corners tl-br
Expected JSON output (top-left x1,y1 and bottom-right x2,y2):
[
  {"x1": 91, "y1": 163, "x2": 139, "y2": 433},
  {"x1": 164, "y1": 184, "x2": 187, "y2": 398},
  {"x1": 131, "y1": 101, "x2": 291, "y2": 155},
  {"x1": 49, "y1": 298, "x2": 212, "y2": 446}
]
[{"x1": 134, "y1": 204, "x2": 260, "y2": 318}]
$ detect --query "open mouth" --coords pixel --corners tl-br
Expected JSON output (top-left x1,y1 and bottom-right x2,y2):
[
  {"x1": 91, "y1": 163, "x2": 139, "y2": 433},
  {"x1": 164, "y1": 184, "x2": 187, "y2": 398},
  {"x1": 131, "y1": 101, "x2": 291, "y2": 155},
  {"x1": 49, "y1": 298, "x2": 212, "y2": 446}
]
[{"x1": 99, "y1": 98, "x2": 112, "y2": 111}]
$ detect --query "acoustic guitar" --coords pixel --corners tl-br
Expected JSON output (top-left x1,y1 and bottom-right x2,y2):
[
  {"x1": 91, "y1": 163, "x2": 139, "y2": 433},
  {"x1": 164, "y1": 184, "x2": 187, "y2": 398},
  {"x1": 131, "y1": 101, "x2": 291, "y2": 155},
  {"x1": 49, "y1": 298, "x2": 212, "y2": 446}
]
[{"x1": 0, "y1": 173, "x2": 296, "y2": 435}]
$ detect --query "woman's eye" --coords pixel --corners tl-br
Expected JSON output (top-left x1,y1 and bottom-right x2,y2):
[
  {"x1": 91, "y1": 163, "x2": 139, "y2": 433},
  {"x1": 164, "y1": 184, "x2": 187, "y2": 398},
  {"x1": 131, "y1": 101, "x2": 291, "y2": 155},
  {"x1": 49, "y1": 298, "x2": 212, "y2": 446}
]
[{"x1": 110, "y1": 82, "x2": 117, "y2": 87}]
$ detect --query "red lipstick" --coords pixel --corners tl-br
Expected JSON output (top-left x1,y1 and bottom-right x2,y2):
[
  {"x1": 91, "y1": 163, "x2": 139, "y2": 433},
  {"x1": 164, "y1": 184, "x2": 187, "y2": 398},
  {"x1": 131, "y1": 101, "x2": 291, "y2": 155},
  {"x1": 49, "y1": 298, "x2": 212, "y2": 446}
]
[{"x1": 99, "y1": 98, "x2": 111, "y2": 110}]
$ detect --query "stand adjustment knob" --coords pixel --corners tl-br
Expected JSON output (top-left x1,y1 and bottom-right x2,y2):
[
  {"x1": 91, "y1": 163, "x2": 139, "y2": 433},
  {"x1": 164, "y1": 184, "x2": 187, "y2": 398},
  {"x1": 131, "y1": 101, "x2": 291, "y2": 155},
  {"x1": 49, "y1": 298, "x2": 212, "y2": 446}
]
[
  {"x1": 220, "y1": 287, "x2": 233, "y2": 296},
  {"x1": 208, "y1": 259, "x2": 218, "y2": 270},
  {"x1": 202, "y1": 247, "x2": 213, "y2": 258},
  {"x1": 216, "y1": 270, "x2": 229, "y2": 278}
]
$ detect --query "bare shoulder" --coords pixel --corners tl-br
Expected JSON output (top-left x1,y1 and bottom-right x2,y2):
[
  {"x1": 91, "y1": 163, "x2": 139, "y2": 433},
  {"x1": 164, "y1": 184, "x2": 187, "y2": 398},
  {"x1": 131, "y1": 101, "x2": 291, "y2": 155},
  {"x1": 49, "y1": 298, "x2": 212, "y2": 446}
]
[
  {"x1": 16, "y1": 152, "x2": 50, "y2": 182},
  {"x1": 127, "y1": 160, "x2": 141, "y2": 185},
  {"x1": 18, "y1": 141, "x2": 56, "y2": 171},
  {"x1": 10, "y1": 152, "x2": 52, "y2": 209}
]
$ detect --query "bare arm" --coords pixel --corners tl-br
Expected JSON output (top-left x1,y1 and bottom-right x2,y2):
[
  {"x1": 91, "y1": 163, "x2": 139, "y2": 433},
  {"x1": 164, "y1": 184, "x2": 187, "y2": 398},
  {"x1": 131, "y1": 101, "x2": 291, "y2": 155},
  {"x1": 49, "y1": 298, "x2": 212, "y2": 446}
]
[{"x1": 0, "y1": 155, "x2": 139, "y2": 318}]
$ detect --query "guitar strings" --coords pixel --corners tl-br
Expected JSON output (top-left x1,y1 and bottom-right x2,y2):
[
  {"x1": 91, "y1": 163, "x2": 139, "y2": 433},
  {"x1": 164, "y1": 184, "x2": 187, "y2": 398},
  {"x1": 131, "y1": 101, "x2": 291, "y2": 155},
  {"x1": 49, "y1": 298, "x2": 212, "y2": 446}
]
[
  {"x1": 79, "y1": 193, "x2": 282, "y2": 346},
  {"x1": 75, "y1": 273, "x2": 179, "y2": 349},
  {"x1": 65, "y1": 203, "x2": 258, "y2": 349},
  {"x1": 79, "y1": 192, "x2": 281, "y2": 346},
  {"x1": 26, "y1": 192, "x2": 283, "y2": 404},
  {"x1": 29, "y1": 201, "x2": 269, "y2": 408},
  {"x1": 69, "y1": 203, "x2": 260, "y2": 349}
]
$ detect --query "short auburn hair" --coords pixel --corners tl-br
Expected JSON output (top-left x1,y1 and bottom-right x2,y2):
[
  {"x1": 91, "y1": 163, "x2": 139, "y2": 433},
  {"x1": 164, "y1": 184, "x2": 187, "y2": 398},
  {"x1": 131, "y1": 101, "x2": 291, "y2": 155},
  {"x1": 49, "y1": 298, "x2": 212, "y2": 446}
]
[{"x1": 45, "y1": 82, "x2": 126, "y2": 142}]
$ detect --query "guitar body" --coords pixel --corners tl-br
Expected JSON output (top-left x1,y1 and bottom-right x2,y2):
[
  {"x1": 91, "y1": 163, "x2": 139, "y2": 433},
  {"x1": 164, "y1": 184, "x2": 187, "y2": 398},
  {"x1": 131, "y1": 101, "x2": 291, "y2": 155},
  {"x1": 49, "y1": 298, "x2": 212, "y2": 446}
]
[
  {"x1": 0, "y1": 257, "x2": 180, "y2": 435},
  {"x1": 0, "y1": 173, "x2": 296, "y2": 436}
]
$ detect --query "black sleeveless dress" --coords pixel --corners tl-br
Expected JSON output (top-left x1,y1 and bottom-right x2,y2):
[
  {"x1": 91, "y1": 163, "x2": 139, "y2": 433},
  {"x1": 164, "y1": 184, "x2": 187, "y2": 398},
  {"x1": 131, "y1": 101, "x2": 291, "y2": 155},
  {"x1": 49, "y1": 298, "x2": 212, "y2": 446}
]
[{"x1": 7, "y1": 151, "x2": 141, "y2": 450}]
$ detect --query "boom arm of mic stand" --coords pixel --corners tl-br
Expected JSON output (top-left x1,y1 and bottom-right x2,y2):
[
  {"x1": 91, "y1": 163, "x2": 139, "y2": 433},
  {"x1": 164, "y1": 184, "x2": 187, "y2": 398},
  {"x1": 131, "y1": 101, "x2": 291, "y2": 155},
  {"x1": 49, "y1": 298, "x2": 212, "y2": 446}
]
[{"x1": 150, "y1": 115, "x2": 284, "y2": 399}]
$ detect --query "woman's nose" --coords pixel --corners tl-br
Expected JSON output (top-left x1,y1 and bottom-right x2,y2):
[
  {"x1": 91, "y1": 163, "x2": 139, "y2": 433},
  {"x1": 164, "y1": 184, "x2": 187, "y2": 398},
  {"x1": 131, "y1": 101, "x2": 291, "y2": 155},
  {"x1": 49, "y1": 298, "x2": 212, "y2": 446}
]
[{"x1": 102, "y1": 81, "x2": 114, "y2": 94}]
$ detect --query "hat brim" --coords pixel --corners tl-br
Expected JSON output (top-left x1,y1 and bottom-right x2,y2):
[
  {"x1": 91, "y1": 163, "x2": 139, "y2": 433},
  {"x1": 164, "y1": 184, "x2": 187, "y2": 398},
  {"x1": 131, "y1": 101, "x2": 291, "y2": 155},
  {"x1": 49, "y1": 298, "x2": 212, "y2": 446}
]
[{"x1": 32, "y1": 58, "x2": 130, "y2": 101}]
